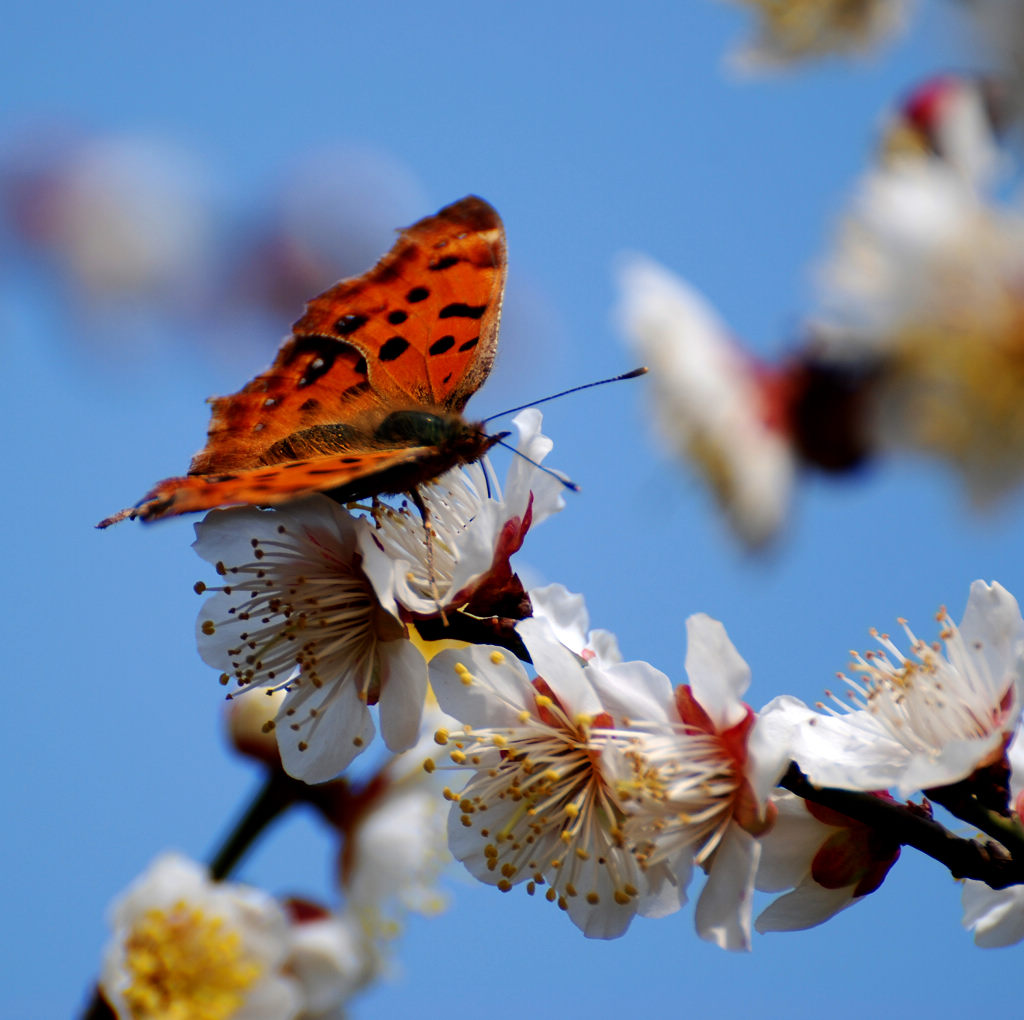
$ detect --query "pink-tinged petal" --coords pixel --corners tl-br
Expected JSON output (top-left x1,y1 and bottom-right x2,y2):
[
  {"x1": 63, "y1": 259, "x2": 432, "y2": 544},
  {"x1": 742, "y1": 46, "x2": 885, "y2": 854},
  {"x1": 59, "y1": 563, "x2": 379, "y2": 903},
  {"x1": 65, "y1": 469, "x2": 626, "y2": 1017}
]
[
  {"x1": 755, "y1": 879, "x2": 860, "y2": 934},
  {"x1": 429, "y1": 646, "x2": 534, "y2": 729},
  {"x1": 278, "y1": 679, "x2": 376, "y2": 784},
  {"x1": 695, "y1": 825, "x2": 758, "y2": 951},
  {"x1": 962, "y1": 879, "x2": 1024, "y2": 947},
  {"x1": 377, "y1": 640, "x2": 429, "y2": 754},
  {"x1": 518, "y1": 618, "x2": 602, "y2": 717},
  {"x1": 684, "y1": 614, "x2": 750, "y2": 730},
  {"x1": 755, "y1": 791, "x2": 838, "y2": 892}
]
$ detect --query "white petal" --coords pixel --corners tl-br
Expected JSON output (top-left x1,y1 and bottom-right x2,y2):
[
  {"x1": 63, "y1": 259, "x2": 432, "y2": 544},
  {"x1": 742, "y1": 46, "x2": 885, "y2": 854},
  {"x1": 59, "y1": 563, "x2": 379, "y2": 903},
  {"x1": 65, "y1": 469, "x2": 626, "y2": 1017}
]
[
  {"x1": 694, "y1": 825, "x2": 758, "y2": 951},
  {"x1": 755, "y1": 791, "x2": 836, "y2": 893},
  {"x1": 377, "y1": 639, "x2": 429, "y2": 754},
  {"x1": 962, "y1": 879, "x2": 1024, "y2": 947},
  {"x1": 429, "y1": 645, "x2": 534, "y2": 728},
  {"x1": 755, "y1": 880, "x2": 860, "y2": 934},
  {"x1": 518, "y1": 617, "x2": 603, "y2": 717},
  {"x1": 278, "y1": 679, "x2": 376, "y2": 784},
  {"x1": 684, "y1": 614, "x2": 750, "y2": 729}
]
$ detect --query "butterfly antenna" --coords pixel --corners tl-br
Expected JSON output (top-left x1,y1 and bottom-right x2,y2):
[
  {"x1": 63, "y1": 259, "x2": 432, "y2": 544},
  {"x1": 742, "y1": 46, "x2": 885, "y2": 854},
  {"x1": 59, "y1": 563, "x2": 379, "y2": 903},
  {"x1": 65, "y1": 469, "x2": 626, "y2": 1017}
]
[
  {"x1": 482, "y1": 366, "x2": 648, "y2": 424},
  {"x1": 493, "y1": 437, "x2": 581, "y2": 492}
]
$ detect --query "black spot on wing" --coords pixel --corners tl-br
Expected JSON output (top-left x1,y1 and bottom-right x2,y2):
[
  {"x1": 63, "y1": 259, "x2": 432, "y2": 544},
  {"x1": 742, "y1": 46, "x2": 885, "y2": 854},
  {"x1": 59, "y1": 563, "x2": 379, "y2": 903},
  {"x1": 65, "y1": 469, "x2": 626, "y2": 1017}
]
[
  {"x1": 459, "y1": 336, "x2": 479, "y2": 352},
  {"x1": 429, "y1": 255, "x2": 460, "y2": 271},
  {"x1": 429, "y1": 335, "x2": 455, "y2": 356},
  {"x1": 406, "y1": 287, "x2": 429, "y2": 303},
  {"x1": 334, "y1": 314, "x2": 368, "y2": 336},
  {"x1": 287, "y1": 336, "x2": 342, "y2": 388},
  {"x1": 388, "y1": 309, "x2": 408, "y2": 324},
  {"x1": 380, "y1": 336, "x2": 410, "y2": 361},
  {"x1": 439, "y1": 303, "x2": 486, "y2": 320}
]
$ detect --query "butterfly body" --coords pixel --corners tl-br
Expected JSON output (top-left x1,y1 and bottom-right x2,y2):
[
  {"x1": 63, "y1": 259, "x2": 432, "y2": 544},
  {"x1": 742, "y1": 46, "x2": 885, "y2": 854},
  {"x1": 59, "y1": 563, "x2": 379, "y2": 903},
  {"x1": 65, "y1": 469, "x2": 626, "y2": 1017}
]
[{"x1": 99, "y1": 196, "x2": 507, "y2": 527}]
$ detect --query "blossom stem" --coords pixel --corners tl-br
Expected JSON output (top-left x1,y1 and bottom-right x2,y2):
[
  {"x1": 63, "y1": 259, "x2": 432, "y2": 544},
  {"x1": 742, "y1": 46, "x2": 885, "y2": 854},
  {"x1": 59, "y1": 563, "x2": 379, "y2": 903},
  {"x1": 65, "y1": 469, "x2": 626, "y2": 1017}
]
[
  {"x1": 208, "y1": 770, "x2": 309, "y2": 881},
  {"x1": 780, "y1": 764, "x2": 1024, "y2": 890}
]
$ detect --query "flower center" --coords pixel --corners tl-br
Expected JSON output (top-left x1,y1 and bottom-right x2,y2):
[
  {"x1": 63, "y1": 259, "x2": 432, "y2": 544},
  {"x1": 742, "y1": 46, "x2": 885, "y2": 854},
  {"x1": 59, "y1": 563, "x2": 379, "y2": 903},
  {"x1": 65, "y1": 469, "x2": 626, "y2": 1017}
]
[{"x1": 120, "y1": 901, "x2": 262, "y2": 1020}]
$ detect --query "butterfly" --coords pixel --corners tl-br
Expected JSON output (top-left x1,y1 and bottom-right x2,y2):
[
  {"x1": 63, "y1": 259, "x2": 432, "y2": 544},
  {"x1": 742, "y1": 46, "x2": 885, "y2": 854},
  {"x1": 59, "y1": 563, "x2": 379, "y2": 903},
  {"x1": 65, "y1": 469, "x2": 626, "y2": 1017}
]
[{"x1": 99, "y1": 196, "x2": 508, "y2": 528}]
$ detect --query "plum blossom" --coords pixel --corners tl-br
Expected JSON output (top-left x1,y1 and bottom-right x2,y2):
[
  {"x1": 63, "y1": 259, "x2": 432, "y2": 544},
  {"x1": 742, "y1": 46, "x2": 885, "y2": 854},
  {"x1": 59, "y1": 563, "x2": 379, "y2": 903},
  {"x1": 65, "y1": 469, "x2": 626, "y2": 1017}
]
[
  {"x1": 755, "y1": 790, "x2": 900, "y2": 933},
  {"x1": 359, "y1": 409, "x2": 566, "y2": 618},
  {"x1": 617, "y1": 255, "x2": 796, "y2": 548},
  {"x1": 763, "y1": 580, "x2": 1024, "y2": 797},
  {"x1": 193, "y1": 499, "x2": 427, "y2": 783},
  {"x1": 100, "y1": 853, "x2": 303, "y2": 1020},
  {"x1": 813, "y1": 160, "x2": 1024, "y2": 500},
  {"x1": 426, "y1": 618, "x2": 689, "y2": 939},
  {"x1": 601, "y1": 613, "x2": 792, "y2": 950}
]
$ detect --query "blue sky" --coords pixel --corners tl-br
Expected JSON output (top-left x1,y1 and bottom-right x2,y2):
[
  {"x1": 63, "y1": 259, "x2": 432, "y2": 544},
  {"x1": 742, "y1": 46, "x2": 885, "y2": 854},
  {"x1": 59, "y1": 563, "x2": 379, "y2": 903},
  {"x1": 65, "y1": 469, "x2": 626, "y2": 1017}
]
[{"x1": 5, "y1": 2, "x2": 1022, "y2": 1017}]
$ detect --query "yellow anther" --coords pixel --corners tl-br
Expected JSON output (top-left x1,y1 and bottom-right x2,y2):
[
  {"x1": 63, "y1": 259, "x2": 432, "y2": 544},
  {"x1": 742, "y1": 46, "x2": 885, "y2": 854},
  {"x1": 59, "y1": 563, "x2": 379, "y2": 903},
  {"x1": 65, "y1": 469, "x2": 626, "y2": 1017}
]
[
  {"x1": 489, "y1": 650, "x2": 506, "y2": 665},
  {"x1": 564, "y1": 803, "x2": 579, "y2": 819},
  {"x1": 613, "y1": 890, "x2": 632, "y2": 905},
  {"x1": 536, "y1": 695, "x2": 553, "y2": 709},
  {"x1": 575, "y1": 847, "x2": 590, "y2": 861},
  {"x1": 423, "y1": 758, "x2": 436, "y2": 774},
  {"x1": 517, "y1": 710, "x2": 531, "y2": 723},
  {"x1": 450, "y1": 749, "x2": 467, "y2": 765},
  {"x1": 201, "y1": 620, "x2": 216, "y2": 635},
  {"x1": 565, "y1": 883, "x2": 578, "y2": 898},
  {"x1": 497, "y1": 879, "x2": 512, "y2": 892},
  {"x1": 434, "y1": 728, "x2": 450, "y2": 745},
  {"x1": 586, "y1": 892, "x2": 600, "y2": 905},
  {"x1": 545, "y1": 888, "x2": 557, "y2": 902},
  {"x1": 491, "y1": 734, "x2": 508, "y2": 748}
]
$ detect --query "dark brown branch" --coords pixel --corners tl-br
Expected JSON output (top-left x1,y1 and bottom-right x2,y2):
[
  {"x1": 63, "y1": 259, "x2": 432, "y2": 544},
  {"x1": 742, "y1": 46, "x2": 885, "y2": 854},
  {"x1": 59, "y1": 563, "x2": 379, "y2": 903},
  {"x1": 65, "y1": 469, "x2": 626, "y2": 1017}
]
[{"x1": 780, "y1": 764, "x2": 1024, "y2": 889}]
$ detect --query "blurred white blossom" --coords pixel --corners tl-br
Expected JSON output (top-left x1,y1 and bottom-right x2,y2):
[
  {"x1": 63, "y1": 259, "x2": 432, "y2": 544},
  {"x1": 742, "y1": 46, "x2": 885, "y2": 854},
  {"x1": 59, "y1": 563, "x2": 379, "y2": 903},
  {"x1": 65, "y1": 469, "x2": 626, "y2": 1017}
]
[
  {"x1": 617, "y1": 254, "x2": 795, "y2": 547},
  {"x1": 723, "y1": 0, "x2": 911, "y2": 71}
]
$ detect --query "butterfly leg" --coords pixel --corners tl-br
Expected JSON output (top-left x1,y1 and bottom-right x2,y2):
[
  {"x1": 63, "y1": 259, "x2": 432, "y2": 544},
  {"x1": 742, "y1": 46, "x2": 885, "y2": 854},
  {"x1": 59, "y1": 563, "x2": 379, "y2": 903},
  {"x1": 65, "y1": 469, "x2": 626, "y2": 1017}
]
[{"x1": 410, "y1": 486, "x2": 448, "y2": 626}]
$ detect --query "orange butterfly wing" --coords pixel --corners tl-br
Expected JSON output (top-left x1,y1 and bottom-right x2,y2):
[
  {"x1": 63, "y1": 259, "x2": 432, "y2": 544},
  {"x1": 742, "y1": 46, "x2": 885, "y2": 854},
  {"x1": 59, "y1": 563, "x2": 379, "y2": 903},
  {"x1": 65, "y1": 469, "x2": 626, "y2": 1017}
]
[{"x1": 99, "y1": 196, "x2": 507, "y2": 527}]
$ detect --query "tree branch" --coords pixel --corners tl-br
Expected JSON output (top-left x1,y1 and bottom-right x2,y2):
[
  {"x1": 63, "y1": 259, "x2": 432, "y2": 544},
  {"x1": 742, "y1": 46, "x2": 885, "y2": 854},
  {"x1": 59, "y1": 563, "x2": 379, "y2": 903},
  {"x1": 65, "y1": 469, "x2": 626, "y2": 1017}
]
[{"x1": 780, "y1": 764, "x2": 1024, "y2": 889}]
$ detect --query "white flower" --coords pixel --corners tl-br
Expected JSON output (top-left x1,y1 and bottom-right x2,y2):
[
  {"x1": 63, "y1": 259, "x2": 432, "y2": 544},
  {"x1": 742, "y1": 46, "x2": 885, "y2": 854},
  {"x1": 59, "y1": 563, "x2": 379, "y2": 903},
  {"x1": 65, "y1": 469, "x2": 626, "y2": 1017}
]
[
  {"x1": 617, "y1": 255, "x2": 795, "y2": 548},
  {"x1": 754, "y1": 790, "x2": 900, "y2": 933},
  {"x1": 724, "y1": 0, "x2": 911, "y2": 71},
  {"x1": 426, "y1": 618, "x2": 687, "y2": 939},
  {"x1": 194, "y1": 499, "x2": 427, "y2": 783},
  {"x1": 813, "y1": 162, "x2": 1024, "y2": 500},
  {"x1": 100, "y1": 853, "x2": 302, "y2": 1020},
  {"x1": 764, "y1": 580, "x2": 1024, "y2": 797},
  {"x1": 601, "y1": 614, "x2": 792, "y2": 950},
  {"x1": 961, "y1": 724, "x2": 1024, "y2": 946},
  {"x1": 359, "y1": 409, "x2": 566, "y2": 617}
]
